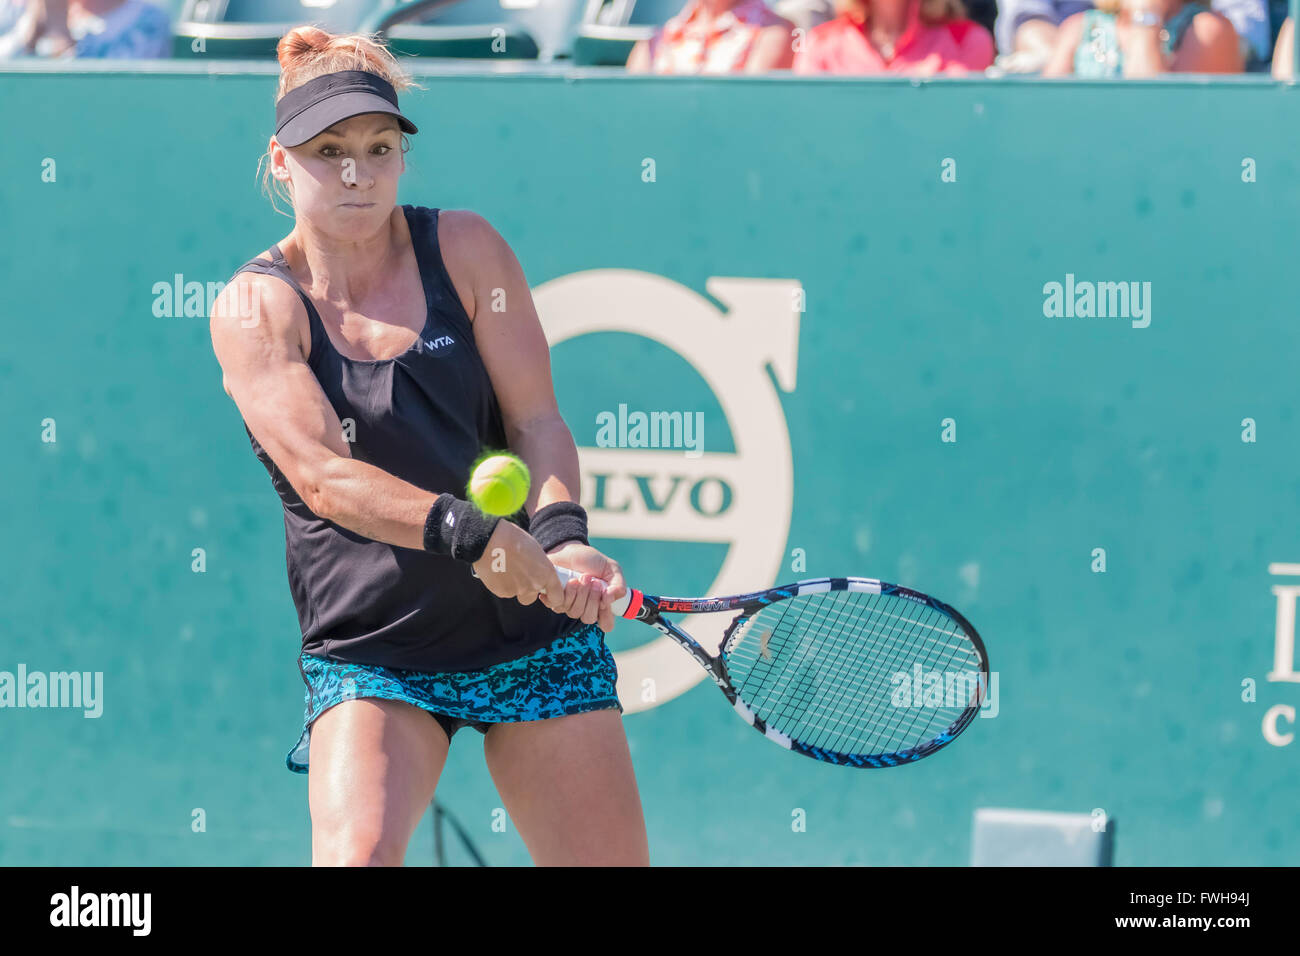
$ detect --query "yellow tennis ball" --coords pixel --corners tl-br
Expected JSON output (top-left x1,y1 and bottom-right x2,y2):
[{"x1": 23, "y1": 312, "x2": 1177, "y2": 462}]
[{"x1": 468, "y1": 453, "x2": 530, "y2": 517}]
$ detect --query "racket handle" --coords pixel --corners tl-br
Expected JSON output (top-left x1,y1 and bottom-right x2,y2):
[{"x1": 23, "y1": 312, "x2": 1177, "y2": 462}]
[{"x1": 554, "y1": 565, "x2": 632, "y2": 618}]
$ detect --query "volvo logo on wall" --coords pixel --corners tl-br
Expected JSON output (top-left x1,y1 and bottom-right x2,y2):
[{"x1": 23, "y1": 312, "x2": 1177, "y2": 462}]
[{"x1": 534, "y1": 270, "x2": 801, "y2": 712}]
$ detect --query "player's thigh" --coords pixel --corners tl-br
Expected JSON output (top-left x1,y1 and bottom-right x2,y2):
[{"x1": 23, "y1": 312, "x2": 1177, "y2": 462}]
[
  {"x1": 483, "y1": 708, "x2": 649, "y2": 866},
  {"x1": 307, "y1": 697, "x2": 450, "y2": 866}
]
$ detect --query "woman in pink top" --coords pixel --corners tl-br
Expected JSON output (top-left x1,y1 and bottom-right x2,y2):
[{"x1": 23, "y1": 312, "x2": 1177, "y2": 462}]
[
  {"x1": 626, "y1": 0, "x2": 796, "y2": 73},
  {"x1": 793, "y1": 0, "x2": 994, "y2": 74}
]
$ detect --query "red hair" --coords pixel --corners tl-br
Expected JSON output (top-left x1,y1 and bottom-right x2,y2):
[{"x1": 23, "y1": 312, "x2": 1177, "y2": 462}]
[{"x1": 273, "y1": 25, "x2": 417, "y2": 99}]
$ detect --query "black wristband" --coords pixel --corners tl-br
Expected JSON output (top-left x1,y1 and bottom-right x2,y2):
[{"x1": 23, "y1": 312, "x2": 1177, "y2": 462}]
[
  {"x1": 528, "y1": 500, "x2": 589, "y2": 553},
  {"x1": 423, "y1": 493, "x2": 500, "y2": 563}
]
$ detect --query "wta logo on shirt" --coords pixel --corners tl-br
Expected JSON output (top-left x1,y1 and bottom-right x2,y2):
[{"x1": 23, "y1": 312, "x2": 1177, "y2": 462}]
[{"x1": 424, "y1": 333, "x2": 456, "y2": 354}]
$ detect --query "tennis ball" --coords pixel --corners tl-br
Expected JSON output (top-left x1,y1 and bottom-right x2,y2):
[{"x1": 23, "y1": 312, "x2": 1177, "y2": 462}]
[{"x1": 467, "y1": 453, "x2": 530, "y2": 517}]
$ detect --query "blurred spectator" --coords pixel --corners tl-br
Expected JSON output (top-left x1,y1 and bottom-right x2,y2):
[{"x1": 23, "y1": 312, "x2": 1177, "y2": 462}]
[
  {"x1": 772, "y1": 0, "x2": 836, "y2": 32},
  {"x1": 625, "y1": 0, "x2": 796, "y2": 73},
  {"x1": 792, "y1": 0, "x2": 995, "y2": 74},
  {"x1": 769, "y1": 0, "x2": 832, "y2": 32},
  {"x1": 772, "y1": 0, "x2": 997, "y2": 35},
  {"x1": 962, "y1": 0, "x2": 999, "y2": 35},
  {"x1": 0, "y1": 0, "x2": 74, "y2": 55},
  {"x1": 1272, "y1": 15, "x2": 1293, "y2": 75},
  {"x1": 997, "y1": 0, "x2": 1268, "y2": 71},
  {"x1": 1041, "y1": 0, "x2": 1242, "y2": 74},
  {"x1": 0, "y1": 0, "x2": 170, "y2": 59}
]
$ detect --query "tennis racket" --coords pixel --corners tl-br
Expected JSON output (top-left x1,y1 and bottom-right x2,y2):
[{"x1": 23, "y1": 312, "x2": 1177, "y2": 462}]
[{"x1": 555, "y1": 567, "x2": 989, "y2": 768}]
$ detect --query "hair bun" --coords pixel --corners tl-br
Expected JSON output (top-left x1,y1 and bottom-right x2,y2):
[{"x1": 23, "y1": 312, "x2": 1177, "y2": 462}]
[{"x1": 276, "y1": 26, "x2": 332, "y2": 68}]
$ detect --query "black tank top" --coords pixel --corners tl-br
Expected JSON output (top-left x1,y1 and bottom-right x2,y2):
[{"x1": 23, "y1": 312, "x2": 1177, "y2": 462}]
[{"x1": 230, "y1": 204, "x2": 579, "y2": 673}]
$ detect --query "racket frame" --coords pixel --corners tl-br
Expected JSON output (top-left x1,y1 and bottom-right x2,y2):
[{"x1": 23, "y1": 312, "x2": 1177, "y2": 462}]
[{"x1": 614, "y1": 575, "x2": 990, "y2": 769}]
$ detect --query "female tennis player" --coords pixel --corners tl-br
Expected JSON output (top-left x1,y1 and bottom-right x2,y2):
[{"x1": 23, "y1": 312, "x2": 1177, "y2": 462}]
[{"x1": 208, "y1": 26, "x2": 649, "y2": 866}]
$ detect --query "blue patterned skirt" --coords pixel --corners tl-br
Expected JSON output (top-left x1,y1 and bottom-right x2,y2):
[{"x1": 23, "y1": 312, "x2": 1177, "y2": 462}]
[{"x1": 287, "y1": 621, "x2": 622, "y2": 773}]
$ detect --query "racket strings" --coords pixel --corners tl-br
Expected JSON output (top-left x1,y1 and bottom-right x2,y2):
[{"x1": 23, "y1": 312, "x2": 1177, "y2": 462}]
[
  {"x1": 723, "y1": 590, "x2": 983, "y2": 757},
  {"x1": 838, "y1": 592, "x2": 981, "y2": 754},
  {"x1": 834, "y1": 592, "x2": 981, "y2": 753},
  {"x1": 852, "y1": 595, "x2": 976, "y2": 753},
  {"x1": 785, "y1": 593, "x2": 949, "y2": 752},
  {"x1": 833, "y1": 593, "x2": 969, "y2": 752},
  {"x1": 733, "y1": 595, "x2": 972, "y2": 755}
]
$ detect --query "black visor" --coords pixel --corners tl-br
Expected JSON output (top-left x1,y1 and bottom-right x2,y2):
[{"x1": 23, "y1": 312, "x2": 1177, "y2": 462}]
[{"x1": 274, "y1": 70, "x2": 417, "y2": 148}]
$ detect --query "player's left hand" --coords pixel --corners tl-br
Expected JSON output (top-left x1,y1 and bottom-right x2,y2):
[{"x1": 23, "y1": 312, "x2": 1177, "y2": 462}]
[{"x1": 541, "y1": 541, "x2": 627, "y2": 633}]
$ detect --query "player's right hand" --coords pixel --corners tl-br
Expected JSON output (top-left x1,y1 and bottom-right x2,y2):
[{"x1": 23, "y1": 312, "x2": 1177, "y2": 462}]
[{"x1": 470, "y1": 520, "x2": 566, "y2": 609}]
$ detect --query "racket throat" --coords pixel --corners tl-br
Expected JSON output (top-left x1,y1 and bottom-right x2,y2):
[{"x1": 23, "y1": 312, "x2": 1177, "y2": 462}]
[{"x1": 731, "y1": 697, "x2": 794, "y2": 750}]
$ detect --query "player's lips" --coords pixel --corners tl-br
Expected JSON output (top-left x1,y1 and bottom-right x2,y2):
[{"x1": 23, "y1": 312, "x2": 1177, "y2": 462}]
[{"x1": 340, "y1": 201, "x2": 375, "y2": 208}]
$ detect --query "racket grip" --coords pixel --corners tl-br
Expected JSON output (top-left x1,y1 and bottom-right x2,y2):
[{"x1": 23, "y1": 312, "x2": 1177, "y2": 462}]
[{"x1": 554, "y1": 565, "x2": 632, "y2": 618}]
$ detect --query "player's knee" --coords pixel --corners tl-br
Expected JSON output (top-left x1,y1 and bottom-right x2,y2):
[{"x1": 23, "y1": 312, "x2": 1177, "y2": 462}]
[
  {"x1": 591, "y1": 844, "x2": 650, "y2": 867},
  {"x1": 313, "y1": 827, "x2": 408, "y2": 866}
]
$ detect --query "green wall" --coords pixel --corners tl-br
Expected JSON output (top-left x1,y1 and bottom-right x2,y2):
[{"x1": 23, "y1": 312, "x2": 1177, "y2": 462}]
[{"x1": 1, "y1": 63, "x2": 1298, "y2": 865}]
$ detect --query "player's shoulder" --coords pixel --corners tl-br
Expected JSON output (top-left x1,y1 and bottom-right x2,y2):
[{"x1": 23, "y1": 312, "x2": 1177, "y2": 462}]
[
  {"x1": 210, "y1": 253, "x2": 309, "y2": 352},
  {"x1": 429, "y1": 209, "x2": 509, "y2": 325},
  {"x1": 214, "y1": 254, "x2": 302, "y2": 316},
  {"x1": 435, "y1": 208, "x2": 499, "y2": 245},
  {"x1": 436, "y1": 208, "x2": 513, "y2": 269}
]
